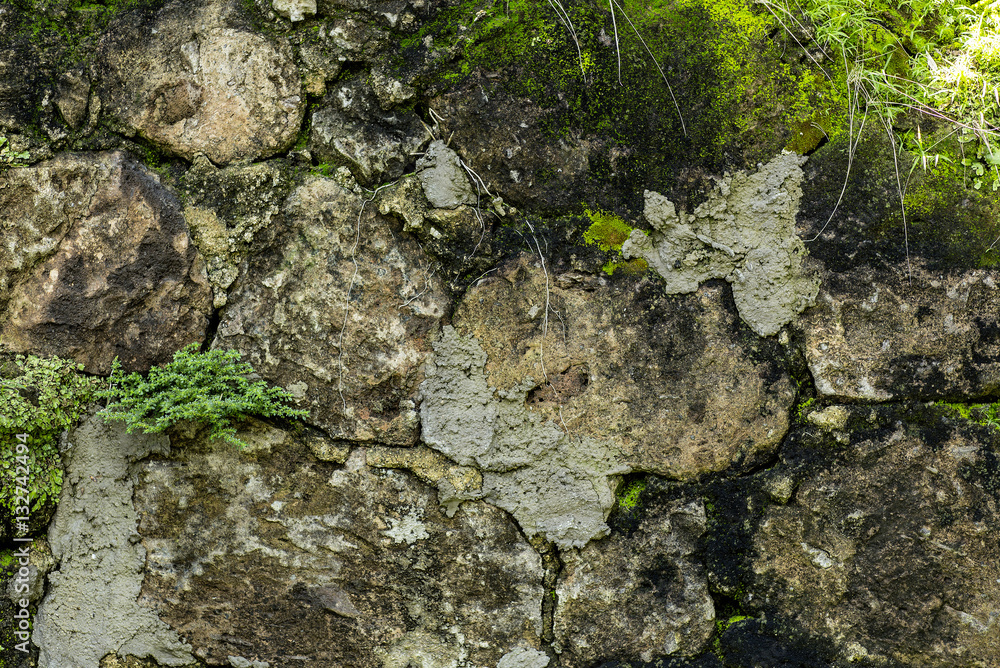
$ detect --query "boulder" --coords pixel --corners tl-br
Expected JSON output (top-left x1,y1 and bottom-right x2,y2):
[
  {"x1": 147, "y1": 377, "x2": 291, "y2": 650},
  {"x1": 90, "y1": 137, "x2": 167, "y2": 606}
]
[
  {"x1": 133, "y1": 423, "x2": 544, "y2": 667},
  {"x1": 749, "y1": 405, "x2": 1000, "y2": 666},
  {"x1": 0, "y1": 151, "x2": 212, "y2": 373},
  {"x1": 97, "y1": 1, "x2": 305, "y2": 165},
  {"x1": 215, "y1": 176, "x2": 448, "y2": 445},
  {"x1": 447, "y1": 258, "x2": 795, "y2": 481}
]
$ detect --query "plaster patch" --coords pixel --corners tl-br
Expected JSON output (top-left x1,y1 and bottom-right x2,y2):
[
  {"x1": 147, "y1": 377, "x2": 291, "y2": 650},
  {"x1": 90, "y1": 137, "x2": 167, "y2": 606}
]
[
  {"x1": 34, "y1": 414, "x2": 194, "y2": 667},
  {"x1": 420, "y1": 326, "x2": 627, "y2": 548},
  {"x1": 622, "y1": 151, "x2": 819, "y2": 336}
]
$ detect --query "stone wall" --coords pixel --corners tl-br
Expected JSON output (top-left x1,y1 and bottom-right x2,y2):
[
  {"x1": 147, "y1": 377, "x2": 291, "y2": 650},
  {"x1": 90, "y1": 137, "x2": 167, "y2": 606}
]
[{"x1": 2, "y1": 0, "x2": 1000, "y2": 667}]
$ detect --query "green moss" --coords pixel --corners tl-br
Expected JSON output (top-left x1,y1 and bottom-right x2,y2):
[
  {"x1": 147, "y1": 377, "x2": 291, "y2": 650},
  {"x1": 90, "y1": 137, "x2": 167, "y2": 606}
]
[
  {"x1": 0, "y1": 353, "x2": 99, "y2": 532},
  {"x1": 938, "y1": 401, "x2": 1000, "y2": 429},
  {"x1": 616, "y1": 478, "x2": 647, "y2": 511},
  {"x1": 582, "y1": 208, "x2": 632, "y2": 251}
]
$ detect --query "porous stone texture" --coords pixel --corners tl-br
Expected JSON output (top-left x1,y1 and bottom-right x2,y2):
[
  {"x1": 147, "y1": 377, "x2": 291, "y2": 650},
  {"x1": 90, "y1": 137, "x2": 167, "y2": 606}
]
[
  {"x1": 33, "y1": 413, "x2": 195, "y2": 668},
  {"x1": 750, "y1": 406, "x2": 1000, "y2": 666},
  {"x1": 802, "y1": 267, "x2": 1000, "y2": 401},
  {"x1": 272, "y1": 0, "x2": 316, "y2": 22},
  {"x1": 309, "y1": 77, "x2": 427, "y2": 185},
  {"x1": 0, "y1": 151, "x2": 212, "y2": 373},
  {"x1": 133, "y1": 424, "x2": 544, "y2": 667},
  {"x1": 215, "y1": 176, "x2": 448, "y2": 444},
  {"x1": 444, "y1": 257, "x2": 795, "y2": 481},
  {"x1": 181, "y1": 156, "x2": 292, "y2": 307},
  {"x1": 97, "y1": 1, "x2": 305, "y2": 165},
  {"x1": 554, "y1": 497, "x2": 716, "y2": 666},
  {"x1": 622, "y1": 151, "x2": 820, "y2": 336}
]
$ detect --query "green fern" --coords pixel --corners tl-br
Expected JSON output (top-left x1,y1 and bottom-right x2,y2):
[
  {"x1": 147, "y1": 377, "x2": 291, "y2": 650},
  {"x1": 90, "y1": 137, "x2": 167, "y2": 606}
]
[{"x1": 98, "y1": 344, "x2": 308, "y2": 447}]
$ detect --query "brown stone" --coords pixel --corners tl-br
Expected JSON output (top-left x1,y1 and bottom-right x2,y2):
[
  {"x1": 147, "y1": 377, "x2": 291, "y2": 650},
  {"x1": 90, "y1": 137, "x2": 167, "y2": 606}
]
[
  {"x1": 0, "y1": 152, "x2": 212, "y2": 373},
  {"x1": 97, "y1": 1, "x2": 305, "y2": 165}
]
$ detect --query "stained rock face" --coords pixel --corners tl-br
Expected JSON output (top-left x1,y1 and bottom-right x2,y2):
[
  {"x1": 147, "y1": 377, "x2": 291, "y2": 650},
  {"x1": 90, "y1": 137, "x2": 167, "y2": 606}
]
[
  {"x1": 554, "y1": 496, "x2": 716, "y2": 666},
  {"x1": 133, "y1": 424, "x2": 544, "y2": 667},
  {"x1": 802, "y1": 268, "x2": 1000, "y2": 401},
  {"x1": 446, "y1": 258, "x2": 795, "y2": 481},
  {"x1": 751, "y1": 406, "x2": 1000, "y2": 666},
  {"x1": 0, "y1": 152, "x2": 212, "y2": 373},
  {"x1": 97, "y1": 2, "x2": 305, "y2": 165},
  {"x1": 309, "y1": 77, "x2": 427, "y2": 186},
  {"x1": 181, "y1": 156, "x2": 292, "y2": 307},
  {"x1": 216, "y1": 177, "x2": 448, "y2": 444},
  {"x1": 33, "y1": 414, "x2": 194, "y2": 668}
]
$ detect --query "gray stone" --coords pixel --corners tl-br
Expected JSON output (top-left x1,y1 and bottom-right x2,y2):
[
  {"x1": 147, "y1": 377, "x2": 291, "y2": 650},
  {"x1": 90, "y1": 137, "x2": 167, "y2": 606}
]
[
  {"x1": 622, "y1": 151, "x2": 820, "y2": 336},
  {"x1": 496, "y1": 647, "x2": 550, "y2": 668},
  {"x1": 215, "y1": 177, "x2": 448, "y2": 444},
  {"x1": 33, "y1": 413, "x2": 195, "y2": 668},
  {"x1": 309, "y1": 78, "x2": 427, "y2": 185},
  {"x1": 420, "y1": 326, "x2": 626, "y2": 548},
  {"x1": 416, "y1": 140, "x2": 477, "y2": 209}
]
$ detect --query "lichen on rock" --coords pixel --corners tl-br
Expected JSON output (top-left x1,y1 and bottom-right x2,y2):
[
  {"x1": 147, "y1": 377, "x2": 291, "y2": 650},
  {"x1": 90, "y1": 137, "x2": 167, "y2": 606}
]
[{"x1": 623, "y1": 151, "x2": 820, "y2": 336}]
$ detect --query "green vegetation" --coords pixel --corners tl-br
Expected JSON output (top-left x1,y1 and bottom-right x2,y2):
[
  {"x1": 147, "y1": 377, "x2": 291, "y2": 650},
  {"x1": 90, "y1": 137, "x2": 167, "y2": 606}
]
[
  {"x1": 616, "y1": 478, "x2": 647, "y2": 511},
  {"x1": 939, "y1": 400, "x2": 1000, "y2": 429},
  {"x1": 581, "y1": 207, "x2": 649, "y2": 275},
  {"x1": 0, "y1": 354, "x2": 99, "y2": 518},
  {"x1": 0, "y1": 137, "x2": 29, "y2": 168},
  {"x1": 761, "y1": 0, "x2": 1000, "y2": 190},
  {"x1": 98, "y1": 344, "x2": 308, "y2": 447}
]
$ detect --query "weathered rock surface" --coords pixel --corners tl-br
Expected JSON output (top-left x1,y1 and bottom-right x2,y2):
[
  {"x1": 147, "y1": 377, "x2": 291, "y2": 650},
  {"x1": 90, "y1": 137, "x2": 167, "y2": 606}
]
[
  {"x1": 554, "y1": 496, "x2": 715, "y2": 666},
  {"x1": 623, "y1": 152, "x2": 820, "y2": 336},
  {"x1": 181, "y1": 156, "x2": 293, "y2": 307},
  {"x1": 215, "y1": 176, "x2": 448, "y2": 444},
  {"x1": 0, "y1": 151, "x2": 212, "y2": 373},
  {"x1": 309, "y1": 77, "x2": 427, "y2": 185},
  {"x1": 33, "y1": 413, "x2": 195, "y2": 668},
  {"x1": 97, "y1": 1, "x2": 305, "y2": 165},
  {"x1": 134, "y1": 423, "x2": 544, "y2": 667},
  {"x1": 447, "y1": 258, "x2": 795, "y2": 481},
  {"x1": 802, "y1": 267, "x2": 1000, "y2": 401},
  {"x1": 750, "y1": 405, "x2": 1000, "y2": 666},
  {"x1": 416, "y1": 140, "x2": 477, "y2": 209}
]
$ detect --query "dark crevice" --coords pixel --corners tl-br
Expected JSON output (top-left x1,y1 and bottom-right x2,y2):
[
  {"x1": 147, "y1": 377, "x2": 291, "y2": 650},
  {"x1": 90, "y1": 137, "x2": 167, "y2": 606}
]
[
  {"x1": 201, "y1": 308, "x2": 221, "y2": 352},
  {"x1": 528, "y1": 534, "x2": 563, "y2": 665}
]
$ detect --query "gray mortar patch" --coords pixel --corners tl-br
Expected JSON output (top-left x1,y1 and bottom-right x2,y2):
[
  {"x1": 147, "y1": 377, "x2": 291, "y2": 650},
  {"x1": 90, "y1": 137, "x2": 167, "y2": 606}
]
[
  {"x1": 622, "y1": 151, "x2": 820, "y2": 336},
  {"x1": 419, "y1": 326, "x2": 627, "y2": 549},
  {"x1": 34, "y1": 413, "x2": 195, "y2": 668}
]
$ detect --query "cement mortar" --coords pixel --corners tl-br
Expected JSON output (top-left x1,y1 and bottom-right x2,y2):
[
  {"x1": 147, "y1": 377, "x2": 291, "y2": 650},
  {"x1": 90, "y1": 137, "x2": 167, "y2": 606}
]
[
  {"x1": 33, "y1": 414, "x2": 194, "y2": 668},
  {"x1": 622, "y1": 151, "x2": 820, "y2": 336},
  {"x1": 419, "y1": 326, "x2": 627, "y2": 549}
]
